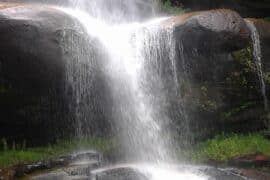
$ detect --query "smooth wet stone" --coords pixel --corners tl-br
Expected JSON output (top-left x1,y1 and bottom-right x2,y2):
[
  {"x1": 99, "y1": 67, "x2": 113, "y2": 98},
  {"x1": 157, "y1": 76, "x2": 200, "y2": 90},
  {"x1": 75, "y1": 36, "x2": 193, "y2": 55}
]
[
  {"x1": 64, "y1": 161, "x2": 100, "y2": 176},
  {"x1": 64, "y1": 166, "x2": 90, "y2": 176},
  {"x1": 32, "y1": 170, "x2": 69, "y2": 180},
  {"x1": 70, "y1": 151, "x2": 101, "y2": 163}
]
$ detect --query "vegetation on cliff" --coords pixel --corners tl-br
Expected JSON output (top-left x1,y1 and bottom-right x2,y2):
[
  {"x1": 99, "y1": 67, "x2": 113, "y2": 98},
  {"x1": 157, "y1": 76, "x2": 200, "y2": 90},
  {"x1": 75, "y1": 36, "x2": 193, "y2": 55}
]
[{"x1": 159, "y1": 0, "x2": 188, "y2": 14}]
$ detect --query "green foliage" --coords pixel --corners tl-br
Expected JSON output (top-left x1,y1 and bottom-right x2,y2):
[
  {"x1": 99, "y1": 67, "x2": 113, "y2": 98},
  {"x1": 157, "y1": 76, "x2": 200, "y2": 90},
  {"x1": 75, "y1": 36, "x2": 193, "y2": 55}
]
[
  {"x1": 191, "y1": 133, "x2": 270, "y2": 161},
  {"x1": 232, "y1": 46, "x2": 255, "y2": 74},
  {"x1": 224, "y1": 46, "x2": 260, "y2": 114},
  {"x1": 0, "y1": 151, "x2": 47, "y2": 168},
  {"x1": 159, "y1": 0, "x2": 187, "y2": 15},
  {"x1": 0, "y1": 137, "x2": 115, "y2": 168},
  {"x1": 225, "y1": 46, "x2": 256, "y2": 98},
  {"x1": 231, "y1": 46, "x2": 255, "y2": 89}
]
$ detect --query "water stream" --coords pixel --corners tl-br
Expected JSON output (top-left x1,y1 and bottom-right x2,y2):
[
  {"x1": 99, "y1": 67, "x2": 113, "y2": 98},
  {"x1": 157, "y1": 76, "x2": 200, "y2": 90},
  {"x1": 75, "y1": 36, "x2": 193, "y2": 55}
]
[{"x1": 246, "y1": 20, "x2": 269, "y2": 111}]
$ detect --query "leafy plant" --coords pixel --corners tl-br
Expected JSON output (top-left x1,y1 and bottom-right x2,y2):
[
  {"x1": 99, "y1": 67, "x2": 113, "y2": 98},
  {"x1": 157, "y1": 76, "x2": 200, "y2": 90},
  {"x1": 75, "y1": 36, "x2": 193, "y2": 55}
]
[
  {"x1": 232, "y1": 46, "x2": 255, "y2": 73},
  {"x1": 159, "y1": 0, "x2": 187, "y2": 15}
]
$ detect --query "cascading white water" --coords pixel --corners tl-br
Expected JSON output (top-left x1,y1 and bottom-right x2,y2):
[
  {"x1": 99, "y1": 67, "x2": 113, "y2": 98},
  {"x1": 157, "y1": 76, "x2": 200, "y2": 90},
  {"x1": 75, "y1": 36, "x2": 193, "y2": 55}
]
[
  {"x1": 59, "y1": 1, "x2": 207, "y2": 179},
  {"x1": 61, "y1": 7, "x2": 174, "y2": 162},
  {"x1": 68, "y1": 0, "x2": 157, "y2": 23},
  {"x1": 246, "y1": 20, "x2": 269, "y2": 111}
]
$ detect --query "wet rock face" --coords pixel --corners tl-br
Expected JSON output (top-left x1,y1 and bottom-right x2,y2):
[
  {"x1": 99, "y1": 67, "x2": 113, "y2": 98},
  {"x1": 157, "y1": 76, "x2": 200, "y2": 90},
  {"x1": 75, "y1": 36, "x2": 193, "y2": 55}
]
[
  {"x1": 0, "y1": 4, "x2": 69, "y2": 145},
  {"x1": 0, "y1": 4, "x2": 112, "y2": 145},
  {"x1": 161, "y1": 10, "x2": 268, "y2": 140}
]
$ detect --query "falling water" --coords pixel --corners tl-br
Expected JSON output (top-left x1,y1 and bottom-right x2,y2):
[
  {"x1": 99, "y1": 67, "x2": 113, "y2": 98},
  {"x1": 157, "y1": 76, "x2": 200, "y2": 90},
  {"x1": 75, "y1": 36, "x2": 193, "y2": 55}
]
[
  {"x1": 246, "y1": 20, "x2": 269, "y2": 111},
  {"x1": 61, "y1": 6, "x2": 178, "y2": 162},
  {"x1": 56, "y1": 3, "x2": 200, "y2": 179},
  {"x1": 68, "y1": 0, "x2": 157, "y2": 23}
]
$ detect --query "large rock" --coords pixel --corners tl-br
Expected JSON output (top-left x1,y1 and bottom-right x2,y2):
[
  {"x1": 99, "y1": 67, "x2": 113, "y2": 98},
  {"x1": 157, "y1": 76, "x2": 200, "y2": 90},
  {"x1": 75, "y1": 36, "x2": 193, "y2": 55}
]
[
  {"x1": 0, "y1": 3, "x2": 112, "y2": 145},
  {"x1": 163, "y1": 9, "x2": 250, "y2": 54},
  {"x1": 160, "y1": 10, "x2": 266, "y2": 141},
  {"x1": 0, "y1": 2, "x2": 266, "y2": 145}
]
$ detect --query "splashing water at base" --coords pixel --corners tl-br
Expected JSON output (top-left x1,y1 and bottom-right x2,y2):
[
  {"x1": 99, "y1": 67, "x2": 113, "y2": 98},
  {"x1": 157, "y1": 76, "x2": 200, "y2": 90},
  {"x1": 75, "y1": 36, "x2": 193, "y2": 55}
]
[
  {"x1": 137, "y1": 165, "x2": 207, "y2": 180},
  {"x1": 91, "y1": 164, "x2": 208, "y2": 180}
]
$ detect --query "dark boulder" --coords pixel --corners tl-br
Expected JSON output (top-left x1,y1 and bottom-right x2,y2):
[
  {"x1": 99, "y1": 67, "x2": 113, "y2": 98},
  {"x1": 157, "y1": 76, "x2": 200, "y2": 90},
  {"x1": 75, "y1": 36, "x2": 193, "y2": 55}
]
[
  {"x1": 163, "y1": 9, "x2": 250, "y2": 54},
  {"x1": 0, "y1": 3, "x2": 112, "y2": 145},
  {"x1": 160, "y1": 10, "x2": 266, "y2": 141}
]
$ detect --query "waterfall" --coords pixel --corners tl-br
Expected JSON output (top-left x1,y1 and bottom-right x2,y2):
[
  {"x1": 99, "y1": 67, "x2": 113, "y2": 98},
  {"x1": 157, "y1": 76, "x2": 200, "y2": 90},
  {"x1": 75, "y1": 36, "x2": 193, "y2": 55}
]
[
  {"x1": 57, "y1": 0, "x2": 186, "y2": 163},
  {"x1": 61, "y1": 6, "x2": 180, "y2": 162},
  {"x1": 54, "y1": 2, "x2": 202, "y2": 175},
  {"x1": 246, "y1": 20, "x2": 269, "y2": 111},
  {"x1": 29, "y1": 0, "x2": 207, "y2": 179}
]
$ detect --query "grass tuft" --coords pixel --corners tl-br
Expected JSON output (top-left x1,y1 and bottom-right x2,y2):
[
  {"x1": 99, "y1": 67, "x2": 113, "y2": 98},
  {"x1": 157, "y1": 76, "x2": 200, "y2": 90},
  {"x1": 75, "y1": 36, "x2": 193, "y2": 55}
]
[
  {"x1": 191, "y1": 133, "x2": 270, "y2": 162},
  {"x1": 0, "y1": 137, "x2": 115, "y2": 168}
]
